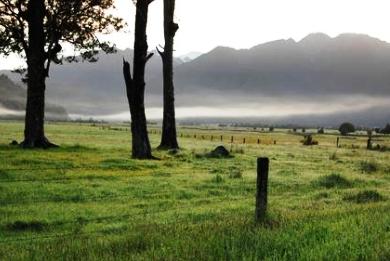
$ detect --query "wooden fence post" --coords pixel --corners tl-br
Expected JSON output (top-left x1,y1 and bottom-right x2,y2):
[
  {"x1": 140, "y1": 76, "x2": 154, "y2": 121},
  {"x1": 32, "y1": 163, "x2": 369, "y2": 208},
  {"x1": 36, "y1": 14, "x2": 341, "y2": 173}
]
[
  {"x1": 257, "y1": 139, "x2": 260, "y2": 144},
  {"x1": 243, "y1": 138, "x2": 246, "y2": 144},
  {"x1": 336, "y1": 137, "x2": 339, "y2": 148},
  {"x1": 255, "y1": 157, "x2": 269, "y2": 222},
  {"x1": 221, "y1": 135, "x2": 223, "y2": 142},
  {"x1": 231, "y1": 136, "x2": 234, "y2": 143},
  {"x1": 367, "y1": 138, "x2": 372, "y2": 150}
]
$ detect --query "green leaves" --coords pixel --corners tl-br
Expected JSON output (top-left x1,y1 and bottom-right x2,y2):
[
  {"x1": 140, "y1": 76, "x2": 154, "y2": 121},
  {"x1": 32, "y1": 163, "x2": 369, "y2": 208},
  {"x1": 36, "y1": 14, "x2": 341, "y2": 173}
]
[{"x1": 0, "y1": 0, "x2": 124, "y2": 69}]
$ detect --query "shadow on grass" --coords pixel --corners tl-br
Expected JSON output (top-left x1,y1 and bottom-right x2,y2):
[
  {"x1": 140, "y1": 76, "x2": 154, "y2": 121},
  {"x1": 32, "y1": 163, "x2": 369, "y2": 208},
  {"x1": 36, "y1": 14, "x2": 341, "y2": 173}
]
[{"x1": 5, "y1": 220, "x2": 48, "y2": 232}]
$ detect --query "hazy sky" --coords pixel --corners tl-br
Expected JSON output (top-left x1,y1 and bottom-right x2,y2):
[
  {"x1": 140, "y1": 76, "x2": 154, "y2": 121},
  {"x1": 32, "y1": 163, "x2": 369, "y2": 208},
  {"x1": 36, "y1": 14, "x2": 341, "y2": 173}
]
[{"x1": 1, "y1": 0, "x2": 390, "y2": 69}]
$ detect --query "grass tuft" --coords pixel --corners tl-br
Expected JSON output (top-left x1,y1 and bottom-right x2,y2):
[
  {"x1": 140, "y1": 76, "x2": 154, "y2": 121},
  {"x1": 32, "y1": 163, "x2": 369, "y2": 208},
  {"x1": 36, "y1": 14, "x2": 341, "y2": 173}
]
[
  {"x1": 228, "y1": 167, "x2": 243, "y2": 179},
  {"x1": 315, "y1": 173, "x2": 352, "y2": 189},
  {"x1": 152, "y1": 171, "x2": 172, "y2": 177},
  {"x1": 343, "y1": 190, "x2": 385, "y2": 203},
  {"x1": 329, "y1": 152, "x2": 338, "y2": 160},
  {"x1": 359, "y1": 161, "x2": 379, "y2": 173},
  {"x1": 99, "y1": 158, "x2": 140, "y2": 170},
  {"x1": 212, "y1": 174, "x2": 224, "y2": 183}
]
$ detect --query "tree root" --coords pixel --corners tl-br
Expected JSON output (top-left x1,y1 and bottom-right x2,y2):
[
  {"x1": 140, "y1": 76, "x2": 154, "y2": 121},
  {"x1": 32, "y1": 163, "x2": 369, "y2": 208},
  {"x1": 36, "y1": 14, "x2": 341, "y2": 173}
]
[{"x1": 20, "y1": 136, "x2": 59, "y2": 149}]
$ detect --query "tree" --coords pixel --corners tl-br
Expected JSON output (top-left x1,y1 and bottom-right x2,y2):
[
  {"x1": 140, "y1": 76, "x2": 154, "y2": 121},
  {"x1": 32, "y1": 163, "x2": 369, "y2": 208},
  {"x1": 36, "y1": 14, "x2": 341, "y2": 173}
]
[
  {"x1": 339, "y1": 122, "x2": 355, "y2": 136},
  {"x1": 156, "y1": 0, "x2": 179, "y2": 149},
  {"x1": 0, "y1": 0, "x2": 123, "y2": 148},
  {"x1": 380, "y1": 123, "x2": 390, "y2": 134},
  {"x1": 123, "y1": 0, "x2": 155, "y2": 159}
]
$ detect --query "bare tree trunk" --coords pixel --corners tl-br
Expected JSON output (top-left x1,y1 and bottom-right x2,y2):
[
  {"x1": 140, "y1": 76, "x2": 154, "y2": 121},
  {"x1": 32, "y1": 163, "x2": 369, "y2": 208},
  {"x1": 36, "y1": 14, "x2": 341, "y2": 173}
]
[
  {"x1": 21, "y1": 0, "x2": 57, "y2": 149},
  {"x1": 157, "y1": 0, "x2": 179, "y2": 150},
  {"x1": 123, "y1": 0, "x2": 154, "y2": 159}
]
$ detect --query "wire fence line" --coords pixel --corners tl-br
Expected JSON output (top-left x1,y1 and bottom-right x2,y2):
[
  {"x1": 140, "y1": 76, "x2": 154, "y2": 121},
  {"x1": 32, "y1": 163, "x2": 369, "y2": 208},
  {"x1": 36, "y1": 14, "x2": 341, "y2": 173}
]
[{"x1": 0, "y1": 196, "x2": 253, "y2": 245}]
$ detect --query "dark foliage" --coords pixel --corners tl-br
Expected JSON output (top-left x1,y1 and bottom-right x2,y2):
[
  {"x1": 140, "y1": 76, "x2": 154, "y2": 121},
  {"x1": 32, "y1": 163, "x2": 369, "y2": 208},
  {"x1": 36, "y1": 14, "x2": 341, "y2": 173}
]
[
  {"x1": 0, "y1": 0, "x2": 124, "y2": 73},
  {"x1": 380, "y1": 124, "x2": 390, "y2": 134},
  {"x1": 339, "y1": 122, "x2": 355, "y2": 136}
]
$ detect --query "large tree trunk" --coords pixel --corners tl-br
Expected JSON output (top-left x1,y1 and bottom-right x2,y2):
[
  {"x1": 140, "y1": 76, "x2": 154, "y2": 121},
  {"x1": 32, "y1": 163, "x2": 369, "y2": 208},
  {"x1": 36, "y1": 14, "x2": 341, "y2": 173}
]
[
  {"x1": 123, "y1": 0, "x2": 154, "y2": 159},
  {"x1": 21, "y1": 0, "x2": 57, "y2": 149},
  {"x1": 158, "y1": 0, "x2": 179, "y2": 150}
]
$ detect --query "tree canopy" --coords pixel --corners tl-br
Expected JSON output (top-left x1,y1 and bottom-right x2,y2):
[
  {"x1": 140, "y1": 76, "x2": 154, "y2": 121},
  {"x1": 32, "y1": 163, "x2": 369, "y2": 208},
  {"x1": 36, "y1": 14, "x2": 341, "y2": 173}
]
[
  {"x1": 0, "y1": 0, "x2": 124, "y2": 76},
  {"x1": 339, "y1": 122, "x2": 355, "y2": 136}
]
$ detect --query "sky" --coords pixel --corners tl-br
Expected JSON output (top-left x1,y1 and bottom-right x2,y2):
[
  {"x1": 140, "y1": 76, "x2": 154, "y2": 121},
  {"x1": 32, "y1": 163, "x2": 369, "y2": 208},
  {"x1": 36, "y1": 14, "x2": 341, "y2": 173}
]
[{"x1": 2, "y1": 0, "x2": 390, "y2": 69}]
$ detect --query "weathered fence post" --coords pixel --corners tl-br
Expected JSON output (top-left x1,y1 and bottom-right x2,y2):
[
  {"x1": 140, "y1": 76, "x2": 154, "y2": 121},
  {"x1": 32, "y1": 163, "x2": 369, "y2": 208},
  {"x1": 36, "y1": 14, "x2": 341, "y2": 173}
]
[
  {"x1": 231, "y1": 136, "x2": 234, "y2": 143},
  {"x1": 255, "y1": 157, "x2": 269, "y2": 222},
  {"x1": 274, "y1": 140, "x2": 276, "y2": 145},
  {"x1": 211, "y1": 136, "x2": 213, "y2": 141},
  {"x1": 243, "y1": 138, "x2": 246, "y2": 144},
  {"x1": 336, "y1": 137, "x2": 339, "y2": 148},
  {"x1": 257, "y1": 139, "x2": 260, "y2": 144},
  {"x1": 221, "y1": 135, "x2": 223, "y2": 142}
]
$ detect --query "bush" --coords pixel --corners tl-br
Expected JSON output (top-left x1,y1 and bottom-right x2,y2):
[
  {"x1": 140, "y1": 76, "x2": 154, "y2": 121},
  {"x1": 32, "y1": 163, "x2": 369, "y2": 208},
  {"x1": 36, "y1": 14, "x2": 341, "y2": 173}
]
[
  {"x1": 317, "y1": 128, "x2": 324, "y2": 134},
  {"x1": 339, "y1": 122, "x2": 355, "y2": 136},
  {"x1": 301, "y1": 135, "x2": 319, "y2": 146}
]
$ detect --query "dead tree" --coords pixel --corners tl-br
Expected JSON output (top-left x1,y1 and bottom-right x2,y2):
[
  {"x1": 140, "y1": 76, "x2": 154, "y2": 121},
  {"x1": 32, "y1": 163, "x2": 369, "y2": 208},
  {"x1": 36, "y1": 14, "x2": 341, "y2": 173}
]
[
  {"x1": 123, "y1": 0, "x2": 155, "y2": 159},
  {"x1": 157, "y1": 0, "x2": 179, "y2": 149}
]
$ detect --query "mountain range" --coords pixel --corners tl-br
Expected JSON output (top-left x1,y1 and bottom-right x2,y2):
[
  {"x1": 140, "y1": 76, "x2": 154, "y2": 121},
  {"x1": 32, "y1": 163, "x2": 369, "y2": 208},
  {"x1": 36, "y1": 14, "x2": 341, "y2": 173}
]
[{"x1": 1, "y1": 33, "x2": 390, "y2": 126}]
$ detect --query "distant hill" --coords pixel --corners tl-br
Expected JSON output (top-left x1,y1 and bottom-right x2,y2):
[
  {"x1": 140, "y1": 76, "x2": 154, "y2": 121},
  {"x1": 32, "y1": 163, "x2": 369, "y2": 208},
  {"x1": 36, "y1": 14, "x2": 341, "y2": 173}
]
[
  {"x1": 1, "y1": 33, "x2": 390, "y2": 126},
  {"x1": 0, "y1": 74, "x2": 69, "y2": 120}
]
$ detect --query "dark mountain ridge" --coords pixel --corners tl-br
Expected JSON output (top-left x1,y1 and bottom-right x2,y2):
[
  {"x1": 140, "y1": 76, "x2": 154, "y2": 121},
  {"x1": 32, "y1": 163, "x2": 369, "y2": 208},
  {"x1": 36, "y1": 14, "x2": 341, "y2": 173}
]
[{"x1": 1, "y1": 33, "x2": 390, "y2": 126}]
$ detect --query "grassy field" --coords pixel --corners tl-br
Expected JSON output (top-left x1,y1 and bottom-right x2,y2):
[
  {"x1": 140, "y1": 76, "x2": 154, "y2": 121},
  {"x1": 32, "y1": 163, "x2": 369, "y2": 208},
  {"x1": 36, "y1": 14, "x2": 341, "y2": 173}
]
[{"x1": 0, "y1": 121, "x2": 389, "y2": 260}]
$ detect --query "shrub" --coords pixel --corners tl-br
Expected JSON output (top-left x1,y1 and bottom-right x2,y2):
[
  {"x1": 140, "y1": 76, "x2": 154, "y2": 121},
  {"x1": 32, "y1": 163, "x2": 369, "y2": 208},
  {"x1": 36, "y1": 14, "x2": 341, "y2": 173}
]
[
  {"x1": 315, "y1": 174, "x2": 352, "y2": 189},
  {"x1": 343, "y1": 190, "x2": 384, "y2": 203},
  {"x1": 339, "y1": 122, "x2": 355, "y2": 136},
  {"x1": 301, "y1": 135, "x2": 319, "y2": 146},
  {"x1": 317, "y1": 128, "x2": 325, "y2": 134}
]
